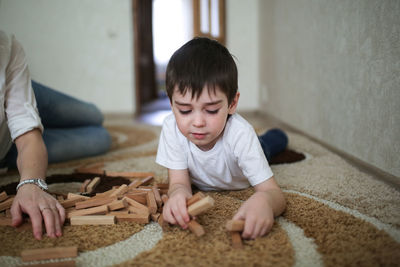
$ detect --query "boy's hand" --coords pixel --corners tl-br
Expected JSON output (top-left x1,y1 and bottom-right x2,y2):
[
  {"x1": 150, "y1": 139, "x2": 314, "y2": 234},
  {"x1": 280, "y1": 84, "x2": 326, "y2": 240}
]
[
  {"x1": 232, "y1": 192, "x2": 274, "y2": 239},
  {"x1": 232, "y1": 177, "x2": 286, "y2": 240},
  {"x1": 163, "y1": 184, "x2": 192, "y2": 229}
]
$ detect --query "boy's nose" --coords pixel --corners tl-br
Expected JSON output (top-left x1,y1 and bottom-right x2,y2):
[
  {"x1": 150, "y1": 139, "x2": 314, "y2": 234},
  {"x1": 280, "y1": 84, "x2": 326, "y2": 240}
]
[{"x1": 192, "y1": 113, "x2": 206, "y2": 127}]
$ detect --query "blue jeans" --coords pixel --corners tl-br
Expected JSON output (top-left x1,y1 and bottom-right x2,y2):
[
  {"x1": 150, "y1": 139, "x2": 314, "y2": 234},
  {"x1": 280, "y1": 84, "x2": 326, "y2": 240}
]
[{"x1": 4, "y1": 81, "x2": 111, "y2": 167}]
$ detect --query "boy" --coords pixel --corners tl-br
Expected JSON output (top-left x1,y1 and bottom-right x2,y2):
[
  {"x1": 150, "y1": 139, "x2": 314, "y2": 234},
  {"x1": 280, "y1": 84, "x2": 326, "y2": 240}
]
[{"x1": 156, "y1": 37, "x2": 287, "y2": 239}]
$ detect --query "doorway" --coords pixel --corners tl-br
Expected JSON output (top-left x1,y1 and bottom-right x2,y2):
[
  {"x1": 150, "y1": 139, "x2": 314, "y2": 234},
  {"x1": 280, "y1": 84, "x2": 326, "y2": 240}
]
[{"x1": 133, "y1": 0, "x2": 225, "y2": 125}]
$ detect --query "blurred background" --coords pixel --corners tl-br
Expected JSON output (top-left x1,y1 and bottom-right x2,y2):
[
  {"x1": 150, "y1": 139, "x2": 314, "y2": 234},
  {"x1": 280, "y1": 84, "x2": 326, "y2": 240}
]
[{"x1": 0, "y1": 0, "x2": 398, "y2": 179}]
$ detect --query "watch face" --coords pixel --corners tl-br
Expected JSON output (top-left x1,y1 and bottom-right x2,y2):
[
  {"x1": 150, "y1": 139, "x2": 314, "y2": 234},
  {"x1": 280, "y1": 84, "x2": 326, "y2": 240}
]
[{"x1": 37, "y1": 179, "x2": 48, "y2": 190}]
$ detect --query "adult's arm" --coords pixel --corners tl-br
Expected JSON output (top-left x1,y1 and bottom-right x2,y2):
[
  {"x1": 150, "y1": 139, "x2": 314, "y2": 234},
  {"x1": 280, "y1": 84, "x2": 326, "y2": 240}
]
[{"x1": 10, "y1": 129, "x2": 65, "y2": 240}]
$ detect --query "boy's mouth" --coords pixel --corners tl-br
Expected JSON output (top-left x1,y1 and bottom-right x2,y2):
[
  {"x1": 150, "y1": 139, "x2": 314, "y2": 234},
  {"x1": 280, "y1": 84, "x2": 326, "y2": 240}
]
[{"x1": 192, "y1": 133, "x2": 207, "y2": 140}]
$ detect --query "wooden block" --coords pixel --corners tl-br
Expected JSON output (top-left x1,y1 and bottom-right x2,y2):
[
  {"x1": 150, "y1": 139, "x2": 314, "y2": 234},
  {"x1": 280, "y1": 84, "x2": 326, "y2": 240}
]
[
  {"x1": 70, "y1": 215, "x2": 116, "y2": 225},
  {"x1": 21, "y1": 246, "x2": 78, "y2": 262},
  {"x1": 128, "y1": 178, "x2": 142, "y2": 189},
  {"x1": 161, "y1": 194, "x2": 169, "y2": 204},
  {"x1": 187, "y1": 220, "x2": 205, "y2": 237},
  {"x1": 67, "y1": 205, "x2": 108, "y2": 218},
  {"x1": 123, "y1": 197, "x2": 150, "y2": 213},
  {"x1": 95, "y1": 188, "x2": 117, "y2": 197},
  {"x1": 67, "y1": 193, "x2": 90, "y2": 200},
  {"x1": 22, "y1": 260, "x2": 76, "y2": 267},
  {"x1": 150, "y1": 213, "x2": 160, "y2": 222},
  {"x1": 79, "y1": 179, "x2": 92, "y2": 193},
  {"x1": 106, "y1": 171, "x2": 155, "y2": 179},
  {"x1": 152, "y1": 186, "x2": 162, "y2": 208},
  {"x1": 156, "y1": 183, "x2": 169, "y2": 189},
  {"x1": 231, "y1": 231, "x2": 243, "y2": 249},
  {"x1": 157, "y1": 214, "x2": 168, "y2": 231},
  {"x1": 146, "y1": 191, "x2": 158, "y2": 214},
  {"x1": 110, "y1": 184, "x2": 128, "y2": 197},
  {"x1": 75, "y1": 196, "x2": 116, "y2": 210},
  {"x1": 108, "y1": 210, "x2": 129, "y2": 215},
  {"x1": 139, "y1": 176, "x2": 154, "y2": 186},
  {"x1": 0, "y1": 196, "x2": 14, "y2": 212},
  {"x1": 0, "y1": 217, "x2": 12, "y2": 226},
  {"x1": 115, "y1": 213, "x2": 149, "y2": 223},
  {"x1": 108, "y1": 199, "x2": 128, "y2": 211},
  {"x1": 75, "y1": 162, "x2": 104, "y2": 172},
  {"x1": 187, "y1": 196, "x2": 214, "y2": 217},
  {"x1": 226, "y1": 219, "x2": 245, "y2": 232},
  {"x1": 186, "y1": 192, "x2": 206, "y2": 206},
  {"x1": 60, "y1": 198, "x2": 87, "y2": 209},
  {"x1": 86, "y1": 177, "x2": 101, "y2": 193},
  {"x1": 0, "y1": 191, "x2": 8, "y2": 202},
  {"x1": 124, "y1": 193, "x2": 147, "y2": 205}
]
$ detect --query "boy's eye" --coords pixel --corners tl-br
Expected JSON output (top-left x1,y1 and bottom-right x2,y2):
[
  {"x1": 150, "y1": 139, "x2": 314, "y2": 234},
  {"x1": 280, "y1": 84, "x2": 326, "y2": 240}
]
[
  {"x1": 206, "y1": 109, "x2": 219, "y2": 114},
  {"x1": 179, "y1": 110, "x2": 191, "y2": 115}
]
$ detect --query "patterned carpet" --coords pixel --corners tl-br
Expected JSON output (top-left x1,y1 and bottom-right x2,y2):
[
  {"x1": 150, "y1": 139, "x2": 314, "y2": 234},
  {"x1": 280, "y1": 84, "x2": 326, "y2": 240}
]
[{"x1": 0, "y1": 112, "x2": 399, "y2": 267}]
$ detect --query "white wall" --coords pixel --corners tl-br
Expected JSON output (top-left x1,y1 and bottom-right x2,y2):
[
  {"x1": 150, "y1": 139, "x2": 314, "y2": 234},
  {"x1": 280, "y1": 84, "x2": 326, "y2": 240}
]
[
  {"x1": 0, "y1": 0, "x2": 134, "y2": 113},
  {"x1": 226, "y1": 0, "x2": 259, "y2": 111},
  {"x1": 259, "y1": 0, "x2": 400, "y2": 178}
]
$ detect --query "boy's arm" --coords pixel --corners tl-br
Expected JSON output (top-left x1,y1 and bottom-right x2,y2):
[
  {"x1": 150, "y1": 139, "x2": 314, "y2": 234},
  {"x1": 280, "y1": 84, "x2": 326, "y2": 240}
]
[
  {"x1": 232, "y1": 176, "x2": 286, "y2": 239},
  {"x1": 163, "y1": 168, "x2": 192, "y2": 228}
]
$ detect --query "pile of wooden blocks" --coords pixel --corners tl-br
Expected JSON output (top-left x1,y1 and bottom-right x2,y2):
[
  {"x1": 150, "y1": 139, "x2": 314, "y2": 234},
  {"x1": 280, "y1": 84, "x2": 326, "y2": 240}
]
[{"x1": 61, "y1": 175, "x2": 168, "y2": 225}]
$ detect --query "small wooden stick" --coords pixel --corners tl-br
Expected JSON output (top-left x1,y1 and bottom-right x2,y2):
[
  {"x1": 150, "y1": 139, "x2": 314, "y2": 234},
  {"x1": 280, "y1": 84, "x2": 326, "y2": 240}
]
[
  {"x1": 226, "y1": 219, "x2": 245, "y2": 232},
  {"x1": 75, "y1": 196, "x2": 117, "y2": 210},
  {"x1": 156, "y1": 183, "x2": 169, "y2": 189},
  {"x1": 0, "y1": 191, "x2": 8, "y2": 202},
  {"x1": 86, "y1": 177, "x2": 101, "y2": 193},
  {"x1": 67, "y1": 193, "x2": 90, "y2": 200},
  {"x1": 60, "y1": 197, "x2": 88, "y2": 209},
  {"x1": 0, "y1": 196, "x2": 14, "y2": 212},
  {"x1": 110, "y1": 184, "x2": 128, "y2": 197},
  {"x1": 139, "y1": 176, "x2": 154, "y2": 186},
  {"x1": 187, "y1": 220, "x2": 205, "y2": 237},
  {"x1": 70, "y1": 215, "x2": 116, "y2": 225},
  {"x1": 150, "y1": 213, "x2": 161, "y2": 222},
  {"x1": 187, "y1": 196, "x2": 214, "y2": 217},
  {"x1": 125, "y1": 193, "x2": 147, "y2": 205},
  {"x1": 21, "y1": 246, "x2": 78, "y2": 262},
  {"x1": 67, "y1": 205, "x2": 109, "y2": 218},
  {"x1": 123, "y1": 197, "x2": 150, "y2": 213},
  {"x1": 108, "y1": 199, "x2": 128, "y2": 211},
  {"x1": 146, "y1": 191, "x2": 158, "y2": 214},
  {"x1": 186, "y1": 192, "x2": 206, "y2": 206},
  {"x1": 231, "y1": 231, "x2": 243, "y2": 249},
  {"x1": 79, "y1": 179, "x2": 91, "y2": 193},
  {"x1": 152, "y1": 186, "x2": 162, "y2": 208}
]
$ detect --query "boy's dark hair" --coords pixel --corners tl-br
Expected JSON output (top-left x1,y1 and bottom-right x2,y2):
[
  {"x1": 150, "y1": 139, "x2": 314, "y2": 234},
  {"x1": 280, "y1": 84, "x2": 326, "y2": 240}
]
[{"x1": 166, "y1": 37, "x2": 238, "y2": 105}]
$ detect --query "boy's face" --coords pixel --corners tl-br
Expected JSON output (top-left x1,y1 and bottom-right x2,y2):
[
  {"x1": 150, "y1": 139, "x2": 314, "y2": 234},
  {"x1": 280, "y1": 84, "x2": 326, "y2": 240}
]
[{"x1": 171, "y1": 86, "x2": 239, "y2": 151}]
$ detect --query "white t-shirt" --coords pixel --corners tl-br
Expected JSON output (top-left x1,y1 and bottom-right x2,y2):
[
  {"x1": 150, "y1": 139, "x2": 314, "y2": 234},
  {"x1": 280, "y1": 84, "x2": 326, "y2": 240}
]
[
  {"x1": 156, "y1": 113, "x2": 273, "y2": 191},
  {"x1": 0, "y1": 31, "x2": 43, "y2": 160}
]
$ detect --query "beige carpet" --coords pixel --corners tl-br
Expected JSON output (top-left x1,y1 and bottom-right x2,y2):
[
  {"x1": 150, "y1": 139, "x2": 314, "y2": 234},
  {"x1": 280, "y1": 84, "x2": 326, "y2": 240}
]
[{"x1": 0, "y1": 112, "x2": 399, "y2": 267}]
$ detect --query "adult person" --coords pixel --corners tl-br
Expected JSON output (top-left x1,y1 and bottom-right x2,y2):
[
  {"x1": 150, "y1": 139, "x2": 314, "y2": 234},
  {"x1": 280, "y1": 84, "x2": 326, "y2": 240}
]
[{"x1": 0, "y1": 31, "x2": 111, "y2": 239}]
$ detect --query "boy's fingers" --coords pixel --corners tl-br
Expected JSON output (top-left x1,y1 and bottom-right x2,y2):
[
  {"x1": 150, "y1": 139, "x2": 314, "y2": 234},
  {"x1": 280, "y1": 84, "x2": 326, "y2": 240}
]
[{"x1": 242, "y1": 217, "x2": 256, "y2": 239}]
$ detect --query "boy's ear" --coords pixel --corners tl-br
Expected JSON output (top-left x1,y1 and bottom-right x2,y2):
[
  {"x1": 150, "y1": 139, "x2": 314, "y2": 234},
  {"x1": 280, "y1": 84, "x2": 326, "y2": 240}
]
[{"x1": 228, "y1": 92, "x2": 240, "y2": 114}]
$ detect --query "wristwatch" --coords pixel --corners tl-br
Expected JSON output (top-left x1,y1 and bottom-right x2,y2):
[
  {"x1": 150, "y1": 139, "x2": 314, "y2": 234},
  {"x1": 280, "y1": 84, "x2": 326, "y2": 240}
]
[{"x1": 16, "y1": 179, "x2": 48, "y2": 191}]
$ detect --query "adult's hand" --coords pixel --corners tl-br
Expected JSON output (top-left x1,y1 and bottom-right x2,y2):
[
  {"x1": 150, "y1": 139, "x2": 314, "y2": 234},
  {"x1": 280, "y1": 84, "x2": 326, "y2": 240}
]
[{"x1": 11, "y1": 184, "x2": 65, "y2": 240}]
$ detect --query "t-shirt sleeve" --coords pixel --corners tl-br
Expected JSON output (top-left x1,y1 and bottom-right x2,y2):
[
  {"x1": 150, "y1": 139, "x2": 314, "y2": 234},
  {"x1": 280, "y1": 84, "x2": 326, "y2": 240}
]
[
  {"x1": 5, "y1": 35, "x2": 43, "y2": 141},
  {"x1": 231, "y1": 123, "x2": 273, "y2": 186},
  {"x1": 155, "y1": 115, "x2": 188, "y2": 170}
]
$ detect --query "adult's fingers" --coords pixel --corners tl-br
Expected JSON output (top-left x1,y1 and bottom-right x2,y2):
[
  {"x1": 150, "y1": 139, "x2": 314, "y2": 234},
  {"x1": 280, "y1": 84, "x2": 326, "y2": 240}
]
[
  {"x1": 10, "y1": 201, "x2": 23, "y2": 227},
  {"x1": 41, "y1": 207, "x2": 56, "y2": 238},
  {"x1": 27, "y1": 207, "x2": 44, "y2": 240}
]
